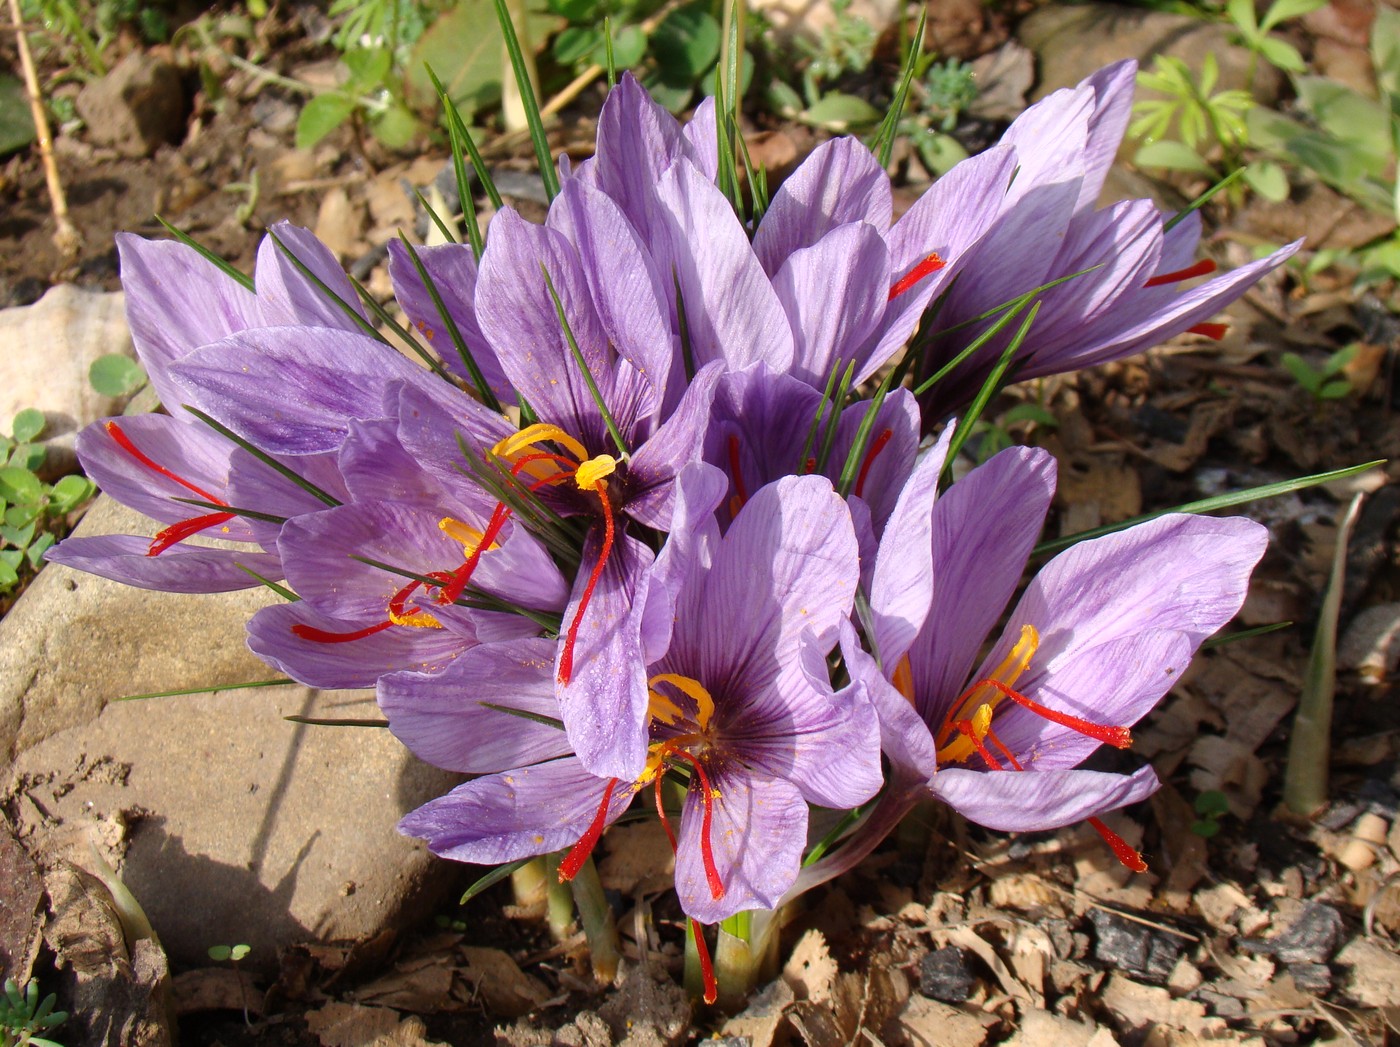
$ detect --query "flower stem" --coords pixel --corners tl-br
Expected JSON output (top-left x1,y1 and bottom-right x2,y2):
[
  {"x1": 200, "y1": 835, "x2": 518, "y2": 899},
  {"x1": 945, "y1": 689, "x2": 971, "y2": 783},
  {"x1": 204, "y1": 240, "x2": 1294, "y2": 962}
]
[
  {"x1": 540, "y1": 853, "x2": 577, "y2": 940},
  {"x1": 714, "y1": 910, "x2": 778, "y2": 1010},
  {"x1": 568, "y1": 856, "x2": 620, "y2": 985}
]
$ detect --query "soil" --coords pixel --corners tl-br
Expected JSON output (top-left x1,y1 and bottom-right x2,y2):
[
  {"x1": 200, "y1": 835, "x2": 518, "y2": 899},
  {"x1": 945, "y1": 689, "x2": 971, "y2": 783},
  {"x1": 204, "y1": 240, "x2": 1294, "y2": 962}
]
[{"x1": 3, "y1": 1, "x2": 1400, "y2": 1045}]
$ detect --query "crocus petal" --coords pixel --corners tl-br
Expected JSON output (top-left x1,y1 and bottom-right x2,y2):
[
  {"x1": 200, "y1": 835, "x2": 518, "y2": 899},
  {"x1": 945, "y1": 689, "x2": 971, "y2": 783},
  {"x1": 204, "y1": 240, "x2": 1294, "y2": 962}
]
[
  {"x1": 930, "y1": 764, "x2": 1160, "y2": 832},
  {"x1": 246, "y1": 600, "x2": 481, "y2": 689},
  {"x1": 752, "y1": 137, "x2": 892, "y2": 275},
  {"x1": 556, "y1": 532, "x2": 655, "y2": 781},
  {"x1": 254, "y1": 221, "x2": 367, "y2": 330},
  {"x1": 398, "y1": 757, "x2": 625, "y2": 865},
  {"x1": 867, "y1": 424, "x2": 954, "y2": 666},
  {"x1": 624, "y1": 361, "x2": 723, "y2": 530},
  {"x1": 386, "y1": 240, "x2": 513, "y2": 403},
  {"x1": 115, "y1": 233, "x2": 262, "y2": 409},
  {"x1": 911, "y1": 446, "x2": 1056, "y2": 725},
  {"x1": 840, "y1": 621, "x2": 936, "y2": 784},
  {"x1": 680, "y1": 96, "x2": 718, "y2": 181},
  {"x1": 651, "y1": 159, "x2": 795, "y2": 373},
  {"x1": 44, "y1": 535, "x2": 281, "y2": 592},
  {"x1": 998, "y1": 85, "x2": 1092, "y2": 210},
  {"x1": 169, "y1": 327, "x2": 440, "y2": 454},
  {"x1": 393, "y1": 381, "x2": 518, "y2": 496},
  {"x1": 833, "y1": 387, "x2": 922, "y2": 534},
  {"x1": 673, "y1": 767, "x2": 807, "y2": 924},
  {"x1": 380, "y1": 638, "x2": 572, "y2": 773}
]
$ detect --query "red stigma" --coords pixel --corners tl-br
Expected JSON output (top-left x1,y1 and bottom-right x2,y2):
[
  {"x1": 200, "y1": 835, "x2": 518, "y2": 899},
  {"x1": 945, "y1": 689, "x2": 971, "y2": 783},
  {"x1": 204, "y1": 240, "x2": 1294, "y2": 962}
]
[
  {"x1": 888, "y1": 252, "x2": 946, "y2": 301},
  {"x1": 690, "y1": 919, "x2": 719, "y2": 1005},
  {"x1": 725, "y1": 435, "x2": 749, "y2": 511},
  {"x1": 653, "y1": 776, "x2": 678, "y2": 851},
  {"x1": 439, "y1": 502, "x2": 513, "y2": 605},
  {"x1": 558, "y1": 483, "x2": 616, "y2": 685},
  {"x1": 148, "y1": 511, "x2": 237, "y2": 556},
  {"x1": 1088, "y1": 816, "x2": 1148, "y2": 873},
  {"x1": 292, "y1": 620, "x2": 394, "y2": 643},
  {"x1": 855, "y1": 429, "x2": 893, "y2": 499},
  {"x1": 666, "y1": 748, "x2": 725, "y2": 901},
  {"x1": 954, "y1": 720, "x2": 1004, "y2": 770},
  {"x1": 1143, "y1": 258, "x2": 1216, "y2": 287},
  {"x1": 107, "y1": 421, "x2": 237, "y2": 555},
  {"x1": 967, "y1": 678, "x2": 1132, "y2": 749},
  {"x1": 1187, "y1": 322, "x2": 1228, "y2": 340},
  {"x1": 559, "y1": 777, "x2": 619, "y2": 882},
  {"x1": 106, "y1": 421, "x2": 229, "y2": 506}
]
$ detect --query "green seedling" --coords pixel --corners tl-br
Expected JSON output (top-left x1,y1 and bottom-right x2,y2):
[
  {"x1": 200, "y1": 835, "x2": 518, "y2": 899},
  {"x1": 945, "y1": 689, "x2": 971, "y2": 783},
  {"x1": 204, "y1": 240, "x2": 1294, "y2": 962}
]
[
  {"x1": 0, "y1": 977, "x2": 67, "y2": 1047},
  {"x1": 1190, "y1": 789, "x2": 1231, "y2": 837},
  {"x1": 0, "y1": 410, "x2": 96, "y2": 597},
  {"x1": 1280, "y1": 344, "x2": 1357, "y2": 401}
]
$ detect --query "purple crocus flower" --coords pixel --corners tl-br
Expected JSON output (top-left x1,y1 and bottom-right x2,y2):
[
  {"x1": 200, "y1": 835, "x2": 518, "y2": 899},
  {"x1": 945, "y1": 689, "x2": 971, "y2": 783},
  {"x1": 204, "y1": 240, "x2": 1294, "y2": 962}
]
[
  {"x1": 849, "y1": 441, "x2": 1268, "y2": 866},
  {"x1": 387, "y1": 471, "x2": 882, "y2": 930},
  {"x1": 912, "y1": 61, "x2": 1303, "y2": 417}
]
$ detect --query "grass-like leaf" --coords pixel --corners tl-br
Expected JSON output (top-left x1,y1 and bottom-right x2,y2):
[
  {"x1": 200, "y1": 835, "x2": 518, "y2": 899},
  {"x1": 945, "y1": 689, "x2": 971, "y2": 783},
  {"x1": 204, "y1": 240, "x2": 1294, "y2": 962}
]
[
  {"x1": 156, "y1": 216, "x2": 255, "y2": 291},
  {"x1": 540, "y1": 265, "x2": 630, "y2": 457},
  {"x1": 491, "y1": 0, "x2": 559, "y2": 201},
  {"x1": 461, "y1": 857, "x2": 534, "y2": 904},
  {"x1": 867, "y1": 7, "x2": 927, "y2": 169},
  {"x1": 116, "y1": 678, "x2": 292, "y2": 701},
  {"x1": 182, "y1": 406, "x2": 343, "y2": 507},
  {"x1": 941, "y1": 301, "x2": 1040, "y2": 467}
]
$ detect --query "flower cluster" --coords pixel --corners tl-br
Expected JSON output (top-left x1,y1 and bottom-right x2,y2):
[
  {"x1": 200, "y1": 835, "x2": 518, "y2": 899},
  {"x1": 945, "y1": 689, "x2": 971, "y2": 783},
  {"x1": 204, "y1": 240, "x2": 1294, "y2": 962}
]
[{"x1": 51, "y1": 60, "x2": 1283, "y2": 1000}]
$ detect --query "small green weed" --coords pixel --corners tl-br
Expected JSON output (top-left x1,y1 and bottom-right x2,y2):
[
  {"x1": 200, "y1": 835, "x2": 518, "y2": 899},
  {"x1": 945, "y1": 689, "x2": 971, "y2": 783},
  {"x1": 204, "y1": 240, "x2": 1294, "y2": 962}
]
[
  {"x1": 1281, "y1": 344, "x2": 1357, "y2": 401},
  {"x1": 1190, "y1": 790, "x2": 1230, "y2": 838},
  {"x1": 0, "y1": 977, "x2": 67, "y2": 1047}
]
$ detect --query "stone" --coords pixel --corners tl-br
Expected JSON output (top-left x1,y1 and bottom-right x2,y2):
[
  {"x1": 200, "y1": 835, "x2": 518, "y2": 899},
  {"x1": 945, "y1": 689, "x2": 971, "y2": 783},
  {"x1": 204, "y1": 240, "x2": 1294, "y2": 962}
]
[
  {"x1": 4, "y1": 496, "x2": 459, "y2": 970},
  {"x1": 1239, "y1": 901, "x2": 1344, "y2": 965},
  {"x1": 1336, "y1": 938, "x2": 1400, "y2": 1007},
  {"x1": 10, "y1": 679, "x2": 458, "y2": 971},
  {"x1": 75, "y1": 51, "x2": 186, "y2": 157},
  {"x1": 1017, "y1": 4, "x2": 1283, "y2": 104},
  {"x1": 0, "y1": 285, "x2": 134, "y2": 479},
  {"x1": 0, "y1": 497, "x2": 275, "y2": 759},
  {"x1": 918, "y1": 946, "x2": 977, "y2": 1003},
  {"x1": 1088, "y1": 908, "x2": 1185, "y2": 985}
]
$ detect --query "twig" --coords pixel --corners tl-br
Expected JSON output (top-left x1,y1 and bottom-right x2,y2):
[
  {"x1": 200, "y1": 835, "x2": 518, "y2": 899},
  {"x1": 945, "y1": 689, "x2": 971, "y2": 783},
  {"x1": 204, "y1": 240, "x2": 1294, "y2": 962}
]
[{"x1": 7, "y1": 0, "x2": 80, "y2": 259}]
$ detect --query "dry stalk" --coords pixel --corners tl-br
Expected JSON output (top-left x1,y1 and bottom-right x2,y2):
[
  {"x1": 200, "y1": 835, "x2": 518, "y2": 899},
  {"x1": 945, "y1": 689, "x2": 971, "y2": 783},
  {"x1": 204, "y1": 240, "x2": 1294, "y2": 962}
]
[{"x1": 6, "y1": 0, "x2": 81, "y2": 259}]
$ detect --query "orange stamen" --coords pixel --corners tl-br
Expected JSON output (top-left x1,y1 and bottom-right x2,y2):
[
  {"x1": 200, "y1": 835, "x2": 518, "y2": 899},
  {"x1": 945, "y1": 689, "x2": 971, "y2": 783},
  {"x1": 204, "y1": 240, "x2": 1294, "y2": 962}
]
[
  {"x1": 1088, "y1": 816, "x2": 1148, "y2": 873},
  {"x1": 665, "y1": 748, "x2": 725, "y2": 900},
  {"x1": 148, "y1": 511, "x2": 237, "y2": 555},
  {"x1": 1143, "y1": 258, "x2": 1216, "y2": 287},
  {"x1": 888, "y1": 252, "x2": 946, "y2": 301},
  {"x1": 558, "y1": 777, "x2": 619, "y2": 882},
  {"x1": 954, "y1": 719, "x2": 1004, "y2": 770},
  {"x1": 854, "y1": 428, "x2": 893, "y2": 498},
  {"x1": 558, "y1": 483, "x2": 615, "y2": 685},
  {"x1": 1187, "y1": 322, "x2": 1228, "y2": 340},
  {"x1": 690, "y1": 919, "x2": 718, "y2": 1005},
  {"x1": 967, "y1": 678, "x2": 1132, "y2": 749}
]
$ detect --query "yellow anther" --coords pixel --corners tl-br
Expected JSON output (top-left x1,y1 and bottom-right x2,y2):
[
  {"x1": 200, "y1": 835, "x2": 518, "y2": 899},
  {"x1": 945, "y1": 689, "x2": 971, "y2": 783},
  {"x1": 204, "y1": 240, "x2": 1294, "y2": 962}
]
[
  {"x1": 948, "y1": 624, "x2": 1039, "y2": 728},
  {"x1": 892, "y1": 655, "x2": 916, "y2": 706},
  {"x1": 439, "y1": 517, "x2": 497, "y2": 556},
  {"x1": 493, "y1": 422, "x2": 589, "y2": 464},
  {"x1": 388, "y1": 607, "x2": 444, "y2": 629},
  {"x1": 574, "y1": 454, "x2": 617, "y2": 491},
  {"x1": 936, "y1": 702, "x2": 993, "y2": 764},
  {"x1": 648, "y1": 689, "x2": 687, "y2": 726},
  {"x1": 647, "y1": 674, "x2": 716, "y2": 729}
]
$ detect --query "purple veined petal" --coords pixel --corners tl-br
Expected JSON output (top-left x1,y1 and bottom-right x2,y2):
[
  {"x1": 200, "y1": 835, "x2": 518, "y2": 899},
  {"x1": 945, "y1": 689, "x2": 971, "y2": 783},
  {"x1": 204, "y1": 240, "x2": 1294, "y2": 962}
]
[
  {"x1": 651, "y1": 158, "x2": 795, "y2": 374},
  {"x1": 225, "y1": 446, "x2": 350, "y2": 549},
  {"x1": 728, "y1": 625, "x2": 884, "y2": 810},
  {"x1": 681, "y1": 96, "x2": 718, "y2": 182},
  {"x1": 1020, "y1": 239, "x2": 1304, "y2": 377},
  {"x1": 386, "y1": 240, "x2": 514, "y2": 403},
  {"x1": 752, "y1": 137, "x2": 892, "y2": 275},
  {"x1": 988, "y1": 629, "x2": 1196, "y2": 771},
  {"x1": 673, "y1": 766, "x2": 807, "y2": 924},
  {"x1": 339, "y1": 418, "x2": 450, "y2": 506},
  {"x1": 476, "y1": 207, "x2": 639, "y2": 451},
  {"x1": 867, "y1": 424, "x2": 955, "y2": 668},
  {"x1": 44, "y1": 534, "x2": 281, "y2": 592},
  {"x1": 591, "y1": 72, "x2": 694, "y2": 241},
  {"x1": 998, "y1": 82, "x2": 1093, "y2": 210},
  {"x1": 772, "y1": 222, "x2": 891, "y2": 389},
  {"x1": 929, "y1": 763, "x2": 1160, "y2": 833},
  {"x1": 1075, "y1": 60, "x2": 1139, "y2": 214},
  {"x1": 909, "y1": 446, "x2": 1056, "y2": 727},
  {"x1": 1157, "y1": 209, "x2": 1203, "y2": 272},
  {"x1": 168, "y1": 326, "x2": 441, "y2": 455},
  {"x1": 115, "y1": 233, "x2": 263, "y2": 410},
  {"x1": 556, "y1": 532, "x2": 655, "y2": 781},
  {"x1": 254, "y1": 221, "x2": 368, "y2": 331},
  {"x1": 379, "y1": 637, "x2": 573, "y2": 773},
  {"x1": 393, "y1": 381, "x2": 518, "y2": 496},
  {"x1": 624, "y1": 361, "x2": 724, "y2": 530},
  {"x1": 74, "y1": 415, "x2": 249, "y2": 534},
  {"x1": 848, "y1": 495, "x2": 876, "y2": 596},
  {"x1": 246, "y1": 600, "x2": 478, "y2": 689},
  {"x1": 968, "y1": 513, "x2": 1267, "y2": 768},
  {"x1": 646, "y1": 461, "x2": 727, "y2": 661},
  {"x1": 840, "y1": 621, "x2": 937, "y2": 785},
  {"x1": 398, "y1": 756, "x2": 629, "y2": 866},
  {"x1": 669, "y1": 475, "x2": 858, "y2": 698},
  {"x1": 547, "y1": 178, "x2": 674, "y2": 428},
  {"x1": 832, "y1": 387, "x2": 922, "y2": 535}
]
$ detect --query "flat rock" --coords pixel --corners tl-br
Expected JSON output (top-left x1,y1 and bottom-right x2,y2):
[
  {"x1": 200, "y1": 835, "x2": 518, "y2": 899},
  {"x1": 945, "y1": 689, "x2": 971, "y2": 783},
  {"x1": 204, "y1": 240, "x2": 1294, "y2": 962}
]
[
  {"x1": 4, "y1": 497, "x2": 460, "y2": 969},
  {"x1": 1018, "y1": 4, "x2": 1283, "y2": 104},
  {"x1": 0, "y1": 497, "x2": 275, "y2": 760},
  {"x1": 75, "y1": 51, "x2": 186, "y2": 157},
  {"x1": 10, "y1": 680, "x2": 457, "y2": 971},
  {"x1": 0, "y1": 285, "x2": 133, "y2": 478}
]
